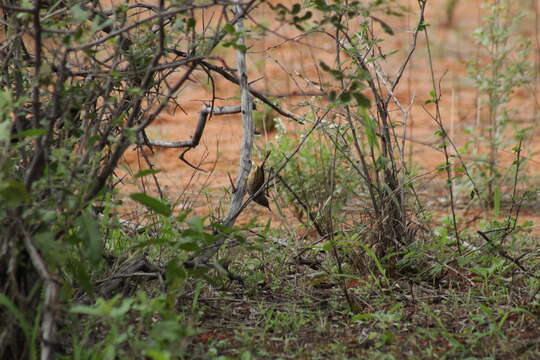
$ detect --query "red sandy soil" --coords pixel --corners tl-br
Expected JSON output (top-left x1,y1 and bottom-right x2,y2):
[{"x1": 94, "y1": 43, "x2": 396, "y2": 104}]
[{"x1": 119, "y1": 0, "x2": 540, "y2": 230}]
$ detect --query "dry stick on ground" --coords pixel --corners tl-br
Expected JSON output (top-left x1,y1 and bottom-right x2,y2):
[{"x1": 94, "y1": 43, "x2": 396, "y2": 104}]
[{"x1": 95, "y1": 256, "x2": 164, "y2": 298}]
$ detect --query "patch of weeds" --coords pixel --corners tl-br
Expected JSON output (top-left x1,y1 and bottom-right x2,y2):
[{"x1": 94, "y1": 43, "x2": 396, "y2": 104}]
[
  {"x1": 65, "y1": 292, "x2": 194, "y2": 359},
  {"x1": 353, "y1": 305, "x2": 404, "y2": 350},
  {"x1": 266, "y1": 118, "x2": 360, "y2": 233},
  {"x1": 259, "y1": 305, "x2": 311, "y2": 335}
]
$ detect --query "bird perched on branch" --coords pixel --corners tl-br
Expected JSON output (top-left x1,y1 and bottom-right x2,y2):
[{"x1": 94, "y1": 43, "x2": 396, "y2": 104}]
[{"x1": 246, "y1": 152, "x2": 271, "y2": 210}]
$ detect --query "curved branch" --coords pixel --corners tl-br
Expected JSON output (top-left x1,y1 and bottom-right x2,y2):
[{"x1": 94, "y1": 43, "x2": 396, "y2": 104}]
[{"x1": 143, "y1": 105, "x2": 244, "y2": 148}]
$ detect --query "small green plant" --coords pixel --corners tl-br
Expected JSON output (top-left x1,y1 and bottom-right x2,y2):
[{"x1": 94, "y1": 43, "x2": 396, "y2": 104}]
[
  {"x1": 260, "y1": 306, "x2": 310, "y2": 334},
  {"x1": 67, "y1": 292, "x2": 195, "y2": 360},
  {"x1": 353, "y1": 305, "x2": 404, "y2": 349},
  {"x1": 267, "y1": 118, "x2": 359, "y2": 235},
  {"x1": 466, "y1": 0, "x2": 532, "y2": 210}
]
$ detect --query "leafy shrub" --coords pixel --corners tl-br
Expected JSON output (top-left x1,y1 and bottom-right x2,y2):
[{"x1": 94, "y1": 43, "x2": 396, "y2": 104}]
[{"x1": 267, "y1": 118, "x2": 360, "y2": 235}]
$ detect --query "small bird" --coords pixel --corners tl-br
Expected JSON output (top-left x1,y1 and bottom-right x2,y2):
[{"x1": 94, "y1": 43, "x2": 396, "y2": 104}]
[{"x1": 246, "y1": 152, "x2": 271, "y2": 210}]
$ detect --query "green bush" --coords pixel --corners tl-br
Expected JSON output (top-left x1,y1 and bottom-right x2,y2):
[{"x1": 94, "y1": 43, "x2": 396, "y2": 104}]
[{"x1": 267, "y1": 118, "x2": 360, "y2": 235}]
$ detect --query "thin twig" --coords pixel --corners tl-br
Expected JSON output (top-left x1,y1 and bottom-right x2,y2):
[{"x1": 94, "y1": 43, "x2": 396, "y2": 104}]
[{"x1": 422, "y1": 10, "x2": 462, "y2": 253}]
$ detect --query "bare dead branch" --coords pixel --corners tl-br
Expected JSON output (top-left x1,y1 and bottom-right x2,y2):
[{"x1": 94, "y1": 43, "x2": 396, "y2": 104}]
[
  {"x1": 224, "y1": 1, "x2": 254, "y2": 228},
  {"x1": 185, "y1": 1, "x2": 255, "y2": 267},
  {"x1": 144, "y1": 105, "x2": 244, "y2": 148},
  {"x1": 166, "y1": 48, "x2": 303, "y2": 124}
]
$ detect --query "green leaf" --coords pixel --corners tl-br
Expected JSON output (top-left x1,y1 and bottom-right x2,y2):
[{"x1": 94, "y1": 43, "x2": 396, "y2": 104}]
[
  {"x1": 71, "y1": 4, "x2": 91, "y2": 24},
  {"x1": 177, "y1": 241, "x2": 201, "y2": 252},
  {"x1": 425, "y1": 90, "x2": 437, "y2": 104},
  {"x1": 176, "y1": 211, "x2": 189, "y2": 223},
  {"x1": 35, "y1": 231, "x2": 66, "y2": 266},
  {"x1": 166, "y1": 258, "x2": 187, "y2": 290},
  {"x1": 360, "y1": 107, "x2": 378, "y2": 150},
  {"x1": 262, "y1": 216, "x2": 272, "y2": 236},
  {"x1": 328, "y1": 90, "x2": 337, "y2": 102},
  {"x1": 186, "y1": 18, "x2": 196, "y2": 31},
  {"x1": 233, "y1": 44, "x2": 247, "y2": 53},
  {"x1": 76, "y1": 210, "x2": 103, "y2": 265},
  {"x1": 0, "y1": 121, "x2": 11, "y2": 143},
  {"x1": 371, "y1": 16, "x2": 394, "y2": 35},
  {"x1": 144, "y1": 350, "x2": 171, "y2": 360},
  {"x1": 349, "y1": 80, "x2": 360, "y2": 91},
  {"x1": 14, "y1": 128, "x2": 47, "y2": 139},
  {"x1": 493, "y1": 186, "x2": 501, "y2": 218},
  {"x1": 223, "y1": 23, "x2": 235, "y2": 34},
  {"x1": 352, "y1": 313, "x2": 376, "y2": 322},
  {"x1": 150, "y1": 320, "x2": 188, "y2": 342},
  {"x1": 319, "y1": 61, "x2": 331, "y2": 72},
  {"x1": 322, "y1": 241, "x2": 333, "y2": 252},
  {"x1": 0, "y1": 180, "x2": 30, "y2": 207},
  {"x1": 0, "y1": 293, "x2": 31, "y2": 339},
  {"x1": 417, "y1": 21, "x2": 430, "y2": 31},
  {"x1": 359, "y1": 242, "x2": 386, "y2": 279},
  {"x1": 353, "y1": 92, "x2": 371, "y2": 108},
  {"x1": 130, "y1": 192, "x2": 172, "y2": 216},
  {"x1": 110, "y1": 298, "x2": 134, "y2": 318},
  {"x1": 133, "y1": 169, "x2": 160, "y2": 178},
  {"x1": 339, "y1": 92, "x2": 351, "y2": 103},
  {"x1": 68, "y1": 258, "x2": 94, "y2": 295},
  {"x1": 126, "y1": 87, "x2": 142, "y2": 97},
  {"x1": 70, "y1": 302, "x2": 105, "y2": 316},
  {"x1": 187, "y1": 216, "x2": 205, "y2": 232}
]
